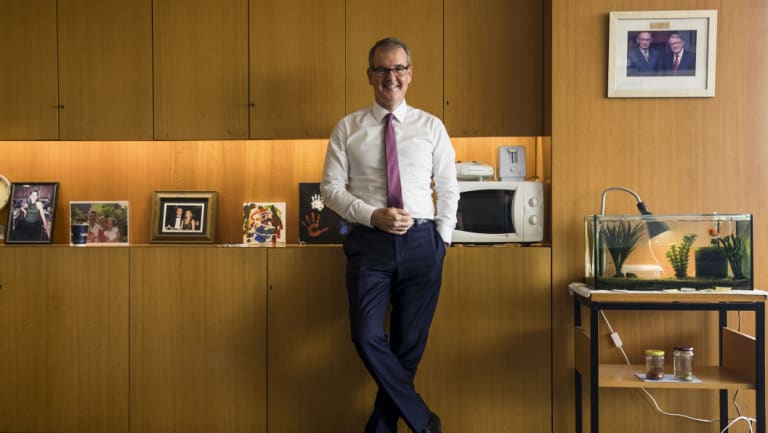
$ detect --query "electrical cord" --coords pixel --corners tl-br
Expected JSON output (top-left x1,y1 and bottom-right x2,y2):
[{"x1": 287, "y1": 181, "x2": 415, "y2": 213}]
[{"x1": 598, "y1": 310, "x2": 757, "y2": 432}]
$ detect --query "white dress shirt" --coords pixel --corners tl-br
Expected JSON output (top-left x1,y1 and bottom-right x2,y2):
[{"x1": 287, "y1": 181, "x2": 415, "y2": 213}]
[{"x1": 321, "y1": 101, "x2": 459, "y2": 244}]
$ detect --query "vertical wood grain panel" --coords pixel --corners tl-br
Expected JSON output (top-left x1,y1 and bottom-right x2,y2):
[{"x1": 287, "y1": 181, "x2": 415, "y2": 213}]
[
  {"x1": 552, "y1": 1, "x2": 768, "y2": 432},
  {"x1": 153, "y1": 0, "x2": 249, "y2": 139},
  {"x1": 345, "y1": 0, "x2": 444, "y2": 118},
  {"x1": 249, "y1": 0, "x2": 345, "y2": 138},
  {"x1": 0, "y1": 1, "x2": 58, "y2": 139},
  {"x1": 267, "y1": 247, "x2": 376, "y2": 433},
  {"x1": 0, "y1": 247, "x2": 129, "y2": 433},
  {"x1": 444, "y1": 0, "x2": 544, "y2": 136},
  {"x1": 417, "y1": 246, "x2": 552, "y2": 433},
  {"x1": 58, "y1": 0, "x2": 153, "y2": 139},
  {"x1": 129, "y1": 247, "x2": 267, "y2": 433}
]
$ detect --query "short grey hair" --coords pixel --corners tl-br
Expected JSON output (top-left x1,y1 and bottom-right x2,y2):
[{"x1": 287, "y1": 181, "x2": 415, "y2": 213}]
[{"x1": 368, "y1": 37, "x2": 412, "y2": 67}]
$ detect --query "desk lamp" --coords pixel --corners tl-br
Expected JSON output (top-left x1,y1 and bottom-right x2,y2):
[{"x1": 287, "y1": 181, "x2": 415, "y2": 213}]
[
  {"x1": 600, "y1": 187, "x2": 672, "y2": 277},
  {"x1": 600, "y1": 187, "x2": 670, "y2": 237}
]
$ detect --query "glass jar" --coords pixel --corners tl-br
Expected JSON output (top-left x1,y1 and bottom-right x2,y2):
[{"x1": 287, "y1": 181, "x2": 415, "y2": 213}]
[
  {"x1": 645, "y1": 349, "x2": 665, "y2": 380},
  {"x1": 673, "y1": 346, "x2": 694, "y2": 381}
]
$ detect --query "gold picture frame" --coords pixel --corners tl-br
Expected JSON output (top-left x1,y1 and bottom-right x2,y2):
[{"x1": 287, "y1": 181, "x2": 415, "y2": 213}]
[
  {"x1": 607, "y1": 10, "x2": 717, "y2": 98},
  {"x1": 150, "y1": 191, "x2": 217, "y2": 243}
]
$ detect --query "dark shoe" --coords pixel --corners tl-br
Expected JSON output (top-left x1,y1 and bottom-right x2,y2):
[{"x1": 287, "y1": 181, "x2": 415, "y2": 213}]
[{"x1": 422, "y1": 412, "x2": 441, "y2": 433}]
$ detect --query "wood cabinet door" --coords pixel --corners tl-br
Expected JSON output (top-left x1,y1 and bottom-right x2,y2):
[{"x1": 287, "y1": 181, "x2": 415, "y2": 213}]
[
  {"x1": 345, "y1": 0, "x2": 444, "y2": 120},
  {"x1": 267, "y1": 247, "x2": 376, "y2": 433},
  {"x1": 129, "y1": 247, "x2": 267, "y2": 433},
  {"x1": 0, "y1": 247, "x2": 129, "y2": 433},
  {"x1": 444, "y1": 0, "x2": 544, "y2": 136},
  {"x1": 418, "y1": 246, "x2": 552, "y2": 433},
  {"x1": 0, "y1": 1, "x2": 58, "y2": 139},
  {"x1": 249, "y1": 0, "x2": 345, "y2": 138},
  {"x1": 58, "y1": 0, "x2": 153, "y2": 140},
  {"x1": 153, "y1": 0, "x2": 249, "y2": 139}
]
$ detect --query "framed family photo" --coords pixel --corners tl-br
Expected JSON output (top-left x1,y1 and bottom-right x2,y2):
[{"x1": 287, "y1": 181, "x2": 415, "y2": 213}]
[
  {"x1": 69, "y1": 201, "x2": 129, "y2": 246},
  {"x1": 4, "y1": 182, "x2": 59, "y2": 244},
  {"x1": 607, "y1": 10, "x2": 717, "y2": 98},
  {"x1": 150, "y1": 191, "x2": 217, "y2": 243}
]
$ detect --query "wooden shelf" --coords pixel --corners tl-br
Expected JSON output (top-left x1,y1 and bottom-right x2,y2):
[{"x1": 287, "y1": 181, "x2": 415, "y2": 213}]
[{"x1": 598, "y1": 364, "x2": 754, "y2": 390}]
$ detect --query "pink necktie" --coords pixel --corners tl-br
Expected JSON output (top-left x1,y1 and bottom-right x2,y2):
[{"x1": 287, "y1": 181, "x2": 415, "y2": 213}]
[{"x1": 384, "y1": 113, "x2": 403, "y2": 208}]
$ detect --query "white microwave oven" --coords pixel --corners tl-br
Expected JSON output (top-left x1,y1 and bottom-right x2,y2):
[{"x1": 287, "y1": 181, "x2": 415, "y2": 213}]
[{"x1": 452, "y1": 180, "x2": 544, "y2": 243}]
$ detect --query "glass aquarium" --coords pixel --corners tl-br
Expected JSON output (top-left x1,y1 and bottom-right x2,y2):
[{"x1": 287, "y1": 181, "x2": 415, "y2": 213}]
[{"x1": 585, "y1": 213, "x2": 752, "y2": 290}]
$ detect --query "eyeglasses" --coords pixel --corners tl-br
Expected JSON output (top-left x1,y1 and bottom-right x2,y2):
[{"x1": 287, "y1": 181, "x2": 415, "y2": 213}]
[{"x1": 371, "y1": 65, "x2": 411, "y2": 77}]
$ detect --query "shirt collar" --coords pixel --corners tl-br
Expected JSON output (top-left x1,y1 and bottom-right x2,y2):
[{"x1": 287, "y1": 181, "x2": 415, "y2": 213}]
[{"x1": 372, "y1": 101, "x2": 408, "y2": 124}]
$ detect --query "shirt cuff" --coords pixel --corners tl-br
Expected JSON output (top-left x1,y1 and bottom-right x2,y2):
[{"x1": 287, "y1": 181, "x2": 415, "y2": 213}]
[{"x1": 436, "y1": 223, "x2": 452, "y2": 245}]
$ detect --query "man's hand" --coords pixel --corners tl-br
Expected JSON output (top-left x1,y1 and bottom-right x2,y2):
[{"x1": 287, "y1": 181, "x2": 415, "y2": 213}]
[{"x1": 370, "y1": 208, "x2": 413, "y2": 235}]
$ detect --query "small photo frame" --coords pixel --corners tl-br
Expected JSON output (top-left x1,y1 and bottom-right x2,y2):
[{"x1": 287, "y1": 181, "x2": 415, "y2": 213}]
[
  {"x1": 243, "y1": 202, "x2": 286, "y2": 245},
  {"x1": 69, "y1": 201, "x2": 129, "y2": 246},
  {"x1": 4, "y1": 182, "x2": 59, "y2": 244},
  {"x1": 151, "y1": 191, "x2": 217, "y2": 243},
  {"x1": 608, "y1": 10, "x2": 717, "y2": 97}
]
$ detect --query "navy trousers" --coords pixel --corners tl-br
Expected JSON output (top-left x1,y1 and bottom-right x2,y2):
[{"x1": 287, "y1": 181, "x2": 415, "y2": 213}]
[{"x1": 343, "y1": 221, "x2": 445, "y2": 433}]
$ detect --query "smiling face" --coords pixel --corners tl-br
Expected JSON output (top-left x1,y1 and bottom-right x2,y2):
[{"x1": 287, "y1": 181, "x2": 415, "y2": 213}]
[
  {"x1": 368, "y1": 46, "x2": 412, "y2": 111},
  {"x1": 668, "y1": 35, "x2": 684, "y2": 54}
]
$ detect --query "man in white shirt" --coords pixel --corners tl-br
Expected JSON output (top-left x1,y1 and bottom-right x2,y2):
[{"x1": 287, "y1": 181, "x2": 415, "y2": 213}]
[{"x1": 321, "y1": 37, "x2": 458, "y2": 433}]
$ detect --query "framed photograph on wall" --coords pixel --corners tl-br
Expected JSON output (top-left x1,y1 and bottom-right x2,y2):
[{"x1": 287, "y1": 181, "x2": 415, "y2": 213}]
[
  {"x1": 69, "y1": 201, "x2": 129, "y2": 245},
  {"x1": 150, "y1": 191, "x2": 217, "y2": 243},
  {"x1": 4, "y1": 182, "x2": 59, "y2": 244},
  {"x1": 607, "y1": 10, "x2": 717, "y2": 97}
]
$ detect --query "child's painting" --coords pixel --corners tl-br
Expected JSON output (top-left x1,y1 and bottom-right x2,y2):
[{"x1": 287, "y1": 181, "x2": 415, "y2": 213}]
[{"x1": 243, "y1": 202, "x2": 286, "y2": 245}]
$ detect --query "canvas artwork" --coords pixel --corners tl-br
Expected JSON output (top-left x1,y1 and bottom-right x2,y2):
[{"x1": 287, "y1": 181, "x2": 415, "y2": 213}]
[
  {"x1": 243, "y1": 202, "x2": 286, "y2": 245},
  {"x1": 298, "y1": 183, "x2": 349, "y2": 244},
  {"x1": 69, "y1": 201, "x2": 129, "y2": 245}
]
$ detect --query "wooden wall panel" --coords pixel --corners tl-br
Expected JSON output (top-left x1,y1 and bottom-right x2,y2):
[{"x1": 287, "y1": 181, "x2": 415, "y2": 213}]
[
  {"x1": 444, "y1": 0, "x2": 544, "y2": 136},
  {"x1": 552, "y1": 1, "x2": 768, "y2": 432},
  {"x1": 0, "y1": 137, "x2": 545, "y2": 245},
  {"x1": 153, "y1": 0, "x2": 249, "y2": 139},
  {"x1": 345, "y1": 0, "x2": 444, "y2": 119},
  {"x1": 0, "y1": 1, "x2": 58, "y2": 139},
  {"x1": 249, "y1": 0, "x2": 345, "y2": 138},
  {"x1": 418, "y1": 245, "x2": 552, "y2": 433},
  {"x1": 0, "y1": 247, "x2": 129, "y2": 433},
  {"x1": 267, "y1": 247, "x2": 375, "y2": 432},
  {"x1": 58, "y1": 0, "x2": 153, "y2": 140},
  {"x1": 129, "y1": 247, "x2": 267, "y2": 433}
]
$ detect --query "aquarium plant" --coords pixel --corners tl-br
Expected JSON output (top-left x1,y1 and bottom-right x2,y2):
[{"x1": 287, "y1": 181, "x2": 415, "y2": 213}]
[
  {"x1": 719, "y1": 234, "x2": 747, "y2": 279},
  {"x1": 600, "y1": 221, "x2": 645, "y2": 278},
  {"x1": 666, "y1": 233, "x2": 697, "y2": 279}
]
